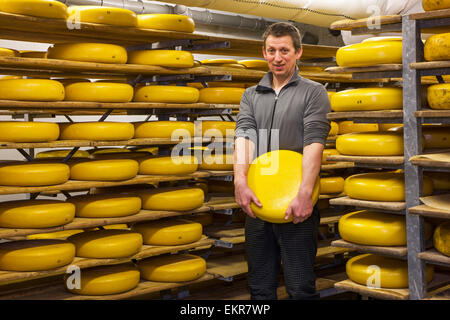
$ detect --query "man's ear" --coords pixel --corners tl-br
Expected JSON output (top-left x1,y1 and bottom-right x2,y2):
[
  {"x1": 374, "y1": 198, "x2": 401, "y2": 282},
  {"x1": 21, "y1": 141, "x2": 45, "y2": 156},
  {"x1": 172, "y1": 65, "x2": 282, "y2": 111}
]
[
  {"x1": 262, "y1": 45, "x2": 267, "y2": 60},
  {"x1": 296, "y1": 47, "x2": 303, "y2": 60}
]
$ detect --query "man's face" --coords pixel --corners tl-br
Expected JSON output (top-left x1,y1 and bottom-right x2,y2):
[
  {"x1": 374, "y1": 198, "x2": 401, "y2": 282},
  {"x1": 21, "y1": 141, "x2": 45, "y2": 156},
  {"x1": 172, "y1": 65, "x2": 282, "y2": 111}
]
[{"x1": 263, "y1": 35, "x2": 303, "y2": 78}]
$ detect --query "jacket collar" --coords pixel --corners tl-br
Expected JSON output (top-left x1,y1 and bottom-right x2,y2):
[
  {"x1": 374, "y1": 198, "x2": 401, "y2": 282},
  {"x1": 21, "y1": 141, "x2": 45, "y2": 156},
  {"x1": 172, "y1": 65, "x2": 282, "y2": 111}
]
[{"x1": 256, "y1": 66, "x2": 301, "y2": 92}]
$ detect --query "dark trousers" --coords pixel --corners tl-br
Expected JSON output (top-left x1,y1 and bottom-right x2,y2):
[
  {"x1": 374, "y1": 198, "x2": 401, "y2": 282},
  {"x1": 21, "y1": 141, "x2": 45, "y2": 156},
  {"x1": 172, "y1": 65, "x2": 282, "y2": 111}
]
[{"x1": 245, "y1": 205, "x2": 320, "y2": 300}]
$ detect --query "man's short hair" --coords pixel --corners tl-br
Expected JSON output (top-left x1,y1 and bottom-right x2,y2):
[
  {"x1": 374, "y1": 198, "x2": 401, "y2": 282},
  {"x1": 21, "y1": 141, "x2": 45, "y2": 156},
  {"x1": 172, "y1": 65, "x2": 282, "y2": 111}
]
[{"x1": 263, "y1": 22, "x2": 302, "y2": 52}]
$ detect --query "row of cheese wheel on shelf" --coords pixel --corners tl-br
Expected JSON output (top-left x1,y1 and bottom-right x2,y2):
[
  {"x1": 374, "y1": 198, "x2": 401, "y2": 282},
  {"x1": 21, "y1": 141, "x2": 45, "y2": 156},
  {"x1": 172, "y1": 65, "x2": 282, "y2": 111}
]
[
  {"x1": 335, "y1": 34, "x2": 450, "y2": 67},
  {"x1": 0, "y1": 79, "x2": 246, "y2": 104},
  {"x1": 0, "y1": 120, "x2": 236, "y2": 142}
]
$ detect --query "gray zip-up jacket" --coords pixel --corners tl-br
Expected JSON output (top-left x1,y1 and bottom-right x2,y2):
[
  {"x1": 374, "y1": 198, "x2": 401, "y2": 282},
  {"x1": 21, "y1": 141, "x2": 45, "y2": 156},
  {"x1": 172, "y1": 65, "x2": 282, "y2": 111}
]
[{"x1": 235, "y1": 68, "x2": 331, "y2": 159}]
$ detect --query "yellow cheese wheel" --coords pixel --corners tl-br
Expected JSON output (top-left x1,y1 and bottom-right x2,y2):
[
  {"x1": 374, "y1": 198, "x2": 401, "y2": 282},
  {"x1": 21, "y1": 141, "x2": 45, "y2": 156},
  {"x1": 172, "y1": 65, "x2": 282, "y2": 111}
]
[
  {"x1": 69, "y1": 159, "x2": 139, "y2": 181},
  {"x1": 201, "y1": 59, "x2": 238, "y2": 65},
  {"x1": 0, "y1": 161, "x2": 70, "y2": 186},
  {"x1": 68, "y1": 194, "x2": 142, "y2": 218},
  {"x1": 128, "y1": 50, "x2": 193, "y2": 68},
  {"x1": 67, "y1": 6, "x2": 137, "y2": 27},
  {"x1": 219, "y1": 63, "x2": 246, "y2": 69},
  {"x1": 36, "y1": 149, "x2": 90, "y2": 159},
  {"x1": 379, "y1": 123, "x2": 402, "y2": 131},
  {"x1": 27, "y1": 229, "x2": 84, "y2": 240},
  {"x1": 328, "y1": 121, "x2": 338, "y2": 136},
  {"x1": 423, "y1": 0, "x2": 450, "y2": 11},
  {"x1": 0, "y1": 121, "x2": 59, "y2": 142},
  {"x1": 339, "y1": 210, "x2": 432, "y2": 246},
  {"x1": 0, "y1": 0, "x2": 68, "y2": 19},
  {"x1": 320, "y1": 176, "x2": 344, "y2": 194},
  {"x1": 47, "y1": 43, "x2": 127, "y2": 64},
  {"x1": 0, "y1": 47, "x2": 18, "y2": 57},
  {"x1": 59, "y1": 122, "x2": 134, "y2": 141},
  {"x1": 238, "y1": 59, "x2": 269, "y2": 71},
  {"x1": 336, "y1": 132, "x2": 404, "y2": 156},
  {"x1": 344, "y1": 171, "x2": 433, "y2": 202},
  {"x1": 133, "y1": 121, "x2": 194, "y2": 139},
  {"x1": 64, "y1": 82, "x2": 133, "y2": 102},
  {"x1": 336, "y1": 39, "x2": 402, "y2": 67},
  {"x1": 129, "y1": 146, "x2": 158, "y2": 155},
  {"x1": 322, "y1": 149, "x2": 340, "y2": 164},
  {"x1": 247, "y1": 150, "x2": 320, "y2": 223},
  {"x1": 133, "y1": 85, "x2": 199, "y2": 103},
  {"x1": 138, "y1": 187, "x2": 204, "y2": 211},
  {"x1": 0, "y1": 200, "x2": 75, "y2": 228},
  {"x1": 199, "y1": 153, "x2": 233, "y2": 171},
  {"x1": 137, "y1": 13, "x2": 194, "y2": 32},
  {"x1": 424, "y1": 33, "x2": 450, "y2": 61},
  {"x1": 424, "y1": 171, "x2": 450, "y2": 190},
  {"x1": 67, "y1": 229, "x2": 142, "y2": 258},
  {"x1": 0, "y1": 239, "x2": 75, "y2": 271},
  {"x1": 184, "y1": 213, "x2": 213, "y2": 227},
  {"x1": 20, "y1": 50, "x2": 46, "y2": 58},
  {"x1": 423, "y1": 126, "x2": 450, "y2": 149},
  {"x1": 330, "y1": 88, "x2": 403, "y2": 112},
  {"x1": 199, "y1": 87, "x2": 245, "y2": 104},
  {"x1": 346, "y1": 253, "x2": 434, "y2": 288},
  {"x1": 138, "y1": 254, "x2": 206, "y2": 282},
  {"x1": 0, "y1": 79, "x2": 64, "y2": 101},
  {"x1": 138, "y1": 155, "x2": 198, "y2": 175},
  {"x1": 428, "y1": 84, "x2": 450, "y2": 109},
  {"x1": 89, "y1": 148, "x2": 130, "y2": 155},
  {"x1": 199, "y1": 121, "x2": 236, "y2": 138},
  {"x1": 131, "y1": 218, "x2": 202, "y2": 245},
  {"x1": 434, "y1": 222, "x2": 450, "y2": 256},
  {"x1": 65, "y1": 263, "x2": 140, "y2": 296}
]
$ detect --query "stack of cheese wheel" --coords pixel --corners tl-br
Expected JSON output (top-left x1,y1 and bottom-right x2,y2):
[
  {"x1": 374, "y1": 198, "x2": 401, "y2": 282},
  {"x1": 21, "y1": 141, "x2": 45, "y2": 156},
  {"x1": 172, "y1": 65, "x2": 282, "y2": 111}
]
[
  {"x1": 137, "y1": 253, "x2": 206, "y2": 282},
  {"x1": 0, "y1": 0, "x2": 68, "y2": 19},
  {"x1": 339, "y1": 210, "x2": 433, "y2": 246},
  {"x1": 59, "y1": 122, "x2": 135, "y2": 141},
  {"x1": 336, "y1": 131, "x2": 404, "y2": 156},
  {"x1": 68, "y1": 193, "x2": 142, "y2": 218},
  {"x1": 64, "y1": 82, "x2": 134, "y2": 102},
  {"x1": 199, "y1": 120, "x2": 236, "y2": 138},
  {"x1": 65, "y1": 263, "x2": 140, "y2": 296},
  {"x1": 0, "y1": 121, "x2": 59, "y2": 142},
  {"x1": 133, "y1": 85, "x2": 199, "y2": 103},
  {"x1": 0, "y1": 79, "x2": 65, "y2": 101},
  {"x1": 238, "y1": 59, "x2": 269, "y2": 71},
  {"x1": 134, "y1": 121, "x2": 194, "y2": 139},
  {"x1": 199, "y1": 153, "x2": 233, "y2": 171},
  {"x1": 47, "y1": 43, "x2": 128, "y2": 64},
  {"x1": 138, "y1": 155, "x2": 198, "y2": 175},
  {"x1": 137, "y1": 13, "x2": 195, "y2": 32},
  {"x1": 67, "y1": 6, "x2": 137, "y2": 27},
  {"x1": 322, "y1": 149, "x2": 340, "y2": 164},
  {"x1": 336, "y1": 37, "x2": 402, "y2": 67},
  {"x1": 344, "y1": 171, "x2": 434, "y2": 202},
  {"x1": 0, "y1": 200, "x2": 75, "y2": 228},
  {"x1": 330, "y1": 87, "x2": 403, "y2": 112},
  {"x1": 36, "y1": 149, "x2": 90, "y2": 159},
  {"x1": 132, "y1": 218, "x2": 202, "y2": 245},
  {"x1": 0, "y1": 239, "x2": 75, "y2": 271},
  {"x1": 0, "y1": 161, "x2": 70, "y2": 186},
  {"x1": 338, "y1": 121, "x2": 379, "y2": 134},
  {"x1": 346, "y1": 253, "x2": 434, "y2": 288},
  {"x1": 434, "y1": 221, "x2": 450, "y2": 256},
  {"x1": 320, "y1": 176, "x2": 344, "y2": 195},
  {"x1": 199, "y1": 87, "x2": 245, "y2": 104},
  {"x1": 28, "y1": 229, "x2": 84, "y2": 240},
  {"x1": 201, "y1": 58, "x2": 244, "y2": 69},
  {"x1": 424, "y1": 33, "x2": 450, "y2": 62},
  {"x1": 422, "y1": 0, "x2": 450, "y2": 11},
  {"x1": 137, "y1": 187, "x2": 204, "y2": 211},
  {"x1": 67, "y1": 229, "x2": 142, "y2": 258},
  {"x1": 128, "y1": 50, "x2": 194, "y2": 68},
  {"x1": 68, "y1": 159, "x2": 139, "y2": 181}
]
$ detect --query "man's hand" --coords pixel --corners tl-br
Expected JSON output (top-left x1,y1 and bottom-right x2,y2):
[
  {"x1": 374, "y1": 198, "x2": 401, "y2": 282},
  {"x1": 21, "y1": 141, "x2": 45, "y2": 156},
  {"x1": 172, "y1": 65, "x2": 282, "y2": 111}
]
[
  {"x1": 234, "y1": 179, "x2": 262, "y2": 218},
  {"x1": 284, "y1": 189, "x2": 314, "y2": 224}
]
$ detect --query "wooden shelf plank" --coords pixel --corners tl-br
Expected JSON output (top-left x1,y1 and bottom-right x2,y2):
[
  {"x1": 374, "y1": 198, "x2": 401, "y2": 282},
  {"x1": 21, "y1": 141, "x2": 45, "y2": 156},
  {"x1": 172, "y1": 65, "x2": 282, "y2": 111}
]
[
  {"x1": 330, "y1": 16, "x2": 402, "y2": 31},
  {"x1": 327, "y1": 155, "x2": 404, "y2": 165},
  {"x1": 321, "y1": 162, "x2": 355, "y2": 170},
  {"x1": 409, "y1": 8, "x2": 450, "y2": 20},
  {"x1": 327, "y1": 110, "x2": 403, "y2": 120},
  {"x1": 415, "y1": 108, "x2": 450, "y2": 118},
  {"x1": 326, "y1": 64, "x2": 402, "y2": 74},
  {"x1": 411, "y1": 61, "x2": 450, "y2": 70},
  {"x1": 410, "y1": 154, "x2": 450, "y2": 169},
  {"x1": 408, "y1": 204, "x2": 450, "y2": 219},
  {"x1": 332, "y1": 239, "x2": 407, "y2": 257},
  {"x1": 419, "y1": 249, "x2": 450, "y2": 266},
  {"x1": 329, "y1": 196, "x2": 406, "y2": 211}
]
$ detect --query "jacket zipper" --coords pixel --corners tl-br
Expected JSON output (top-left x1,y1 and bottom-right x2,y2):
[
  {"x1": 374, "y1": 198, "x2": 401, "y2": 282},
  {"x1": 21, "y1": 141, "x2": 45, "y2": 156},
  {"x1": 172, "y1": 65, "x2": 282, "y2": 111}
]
[{"x1": 267, "y1": 93, "x2": 278, "y2": 151}]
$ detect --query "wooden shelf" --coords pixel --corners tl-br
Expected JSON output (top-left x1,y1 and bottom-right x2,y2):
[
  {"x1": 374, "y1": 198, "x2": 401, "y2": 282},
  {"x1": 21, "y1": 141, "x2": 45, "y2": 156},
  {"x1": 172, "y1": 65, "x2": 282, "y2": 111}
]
[
  {"x1": 321, "y1": 162, "x2": 355, "y2": 170},
  {"x1": 409, "y1": 8, "x2": 450, "y2": 21},
  {"x1": 330, "y1": 15, "x2": 401, "y2": 31},
  {"x1": 408, "y1": 204, "x2": 450, "y2": 219},
  {"x1": 326, "y1": 64, "x2": 402, "y2": 74},
  {"x1": 326, "y1": 155, "x2": 404, "y2": 168},
  {"x1": 419, "y1": 249, "x2": 450, "y2": 267},
  {"x1": 415, "y1": 108, "x2": 450, "y2": 119},
  {"x1": 329, "y1": 196, "x2": 406, "y2": 212},
  {"x1": 411, "y1": 61, "x2": 450, "y2": 71},
  {"x1": 410, "y1": 153, "x2": 450, "y2": 170},
  {"x1": 327, "y1": 110, "x2": 403, "y2": 121},
  {"x1": 332, "y1": 239, "x2": 407, "y2": 258}
]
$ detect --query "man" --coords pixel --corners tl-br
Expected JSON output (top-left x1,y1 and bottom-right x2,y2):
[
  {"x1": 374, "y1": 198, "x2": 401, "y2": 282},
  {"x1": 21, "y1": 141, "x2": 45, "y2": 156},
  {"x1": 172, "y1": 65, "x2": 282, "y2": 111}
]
[{"x1": 233, "y1": 22, "x2": 331, "y2": 300}]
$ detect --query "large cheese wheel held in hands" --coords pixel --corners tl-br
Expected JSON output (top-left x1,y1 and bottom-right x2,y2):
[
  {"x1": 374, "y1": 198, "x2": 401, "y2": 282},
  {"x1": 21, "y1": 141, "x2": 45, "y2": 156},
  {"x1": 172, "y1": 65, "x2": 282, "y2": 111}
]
[
  {"x1": 199, "y1": 87, "x2": 245, "y2": 104},
  {"x1": 428, "y1": 84, "x2": 450, "y2": 109},
  {"x1": 0, "y1": 79, "x2": 64, "y2": 101},
  {"x1": 67, "y1": 6, "x2": 137, "y2": 27},
  {"x1": 0, "y1": 161, "x2": 70, "y2": 186},
  {"x1": 339, "y1": 210, "x2": 433, "y2": 246},
  {"x1": 59, "y1": 122, "x2": 134, "y2": 141},
  {"x1": 64, "y1": 82, "x2": 134, "y2": 102},
  {"x1": 68, "y1": 194, "x2": 142, "y2": 218},
  {"x1": 131, "y1": 218, "x2": 202, "y2": 245},
  {"x1": 330, "y1": 88, "x2": 403, "y2": 112},
  {"x1": 247, "y1": 150, "x2": 320, "y2": 223},
  {"x1": 137, "y1": 14, "x2": 194, "y2": 32},
  {"x1": 424, "y1": 33, "x2": 450, "y2": 61},
  {"x1": 133, "y1": 85, "x2": 199, "y2": 103},
  {"x1": 0, "y1": 200, "x2": 75, "y2": 228},
  {"x1": 0, "y1": 121, "x2": 59, "y2": 142},
  {"x1": 65, "y1": 263, "x2": 140, "y2": 296},
  {"x1": 127, "y1": 50, "x2": 194, "y2": 68},
  {"x1": 133, "y1": 121, "x2": 194, "y2": 139},
  {"x1": 346, "y1": 253, "x2": 434, "y2": 288},
  {"x1": 69, "y1": 159, "x2": 139, "y2": 181},
  {"x1": 47, "y1": 43, "x2": 127, "y2": 64},
  {"x1": 67, "y1": 229, "x2": 142, "y2": 258},
  {"x1": 138, "y1": 156, "x2": 198, "y2": 175},
  {"x1": 138, "y1": 254, "x2": 206, "y2": 282},
  {"x1": 0, "y1": 0, "x2": 68, "y2": 19},
  {"x1": 336, "y1": 132, "x2": 404, "y2": 156},
  {"x1": 344, "y1": 171, "x2": 434, "y2": 202},
  {"x1": 434, "y1": 222, "x2": 450, "y2": 256},
  {"x1": 138, "y1": 187, "x2": 204, "y2": 211},
  {"x1": 0, "y1": 240, "x2": 75, "y2": 271}
]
